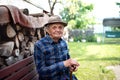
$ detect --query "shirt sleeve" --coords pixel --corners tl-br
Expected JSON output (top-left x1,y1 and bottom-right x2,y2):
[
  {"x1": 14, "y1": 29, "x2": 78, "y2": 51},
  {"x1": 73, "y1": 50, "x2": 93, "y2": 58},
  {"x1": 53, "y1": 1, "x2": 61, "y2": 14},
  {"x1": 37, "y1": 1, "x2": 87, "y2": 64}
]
[{"x1": 34, "y1": 42, "x2": 68, "y2": 78}]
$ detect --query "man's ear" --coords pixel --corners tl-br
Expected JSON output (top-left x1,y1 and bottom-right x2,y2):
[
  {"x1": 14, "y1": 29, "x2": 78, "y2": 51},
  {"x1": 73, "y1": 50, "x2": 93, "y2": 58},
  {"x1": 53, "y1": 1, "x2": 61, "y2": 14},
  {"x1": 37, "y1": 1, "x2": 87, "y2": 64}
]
[{"x1": 44, "y1": 27, "x2": 49, "y2": 34}]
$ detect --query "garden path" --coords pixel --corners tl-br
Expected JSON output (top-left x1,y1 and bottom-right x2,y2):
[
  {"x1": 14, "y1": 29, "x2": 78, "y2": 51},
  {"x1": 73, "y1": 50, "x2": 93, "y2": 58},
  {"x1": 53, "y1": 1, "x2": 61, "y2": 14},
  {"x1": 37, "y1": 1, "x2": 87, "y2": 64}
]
[{"x1": 106, "y1": 65, "x2": 120, "y2": 80}]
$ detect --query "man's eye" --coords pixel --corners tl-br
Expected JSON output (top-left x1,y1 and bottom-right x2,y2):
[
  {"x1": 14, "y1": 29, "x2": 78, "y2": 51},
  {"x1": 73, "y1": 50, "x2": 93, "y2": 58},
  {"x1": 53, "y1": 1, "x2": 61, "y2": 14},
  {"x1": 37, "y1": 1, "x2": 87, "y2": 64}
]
[
  {"x1": 52, "y1": 26, "x2": 57, "y2": 29},
  {"x1": 59, "y1": 26, "x2": 64, "y2": 29}
]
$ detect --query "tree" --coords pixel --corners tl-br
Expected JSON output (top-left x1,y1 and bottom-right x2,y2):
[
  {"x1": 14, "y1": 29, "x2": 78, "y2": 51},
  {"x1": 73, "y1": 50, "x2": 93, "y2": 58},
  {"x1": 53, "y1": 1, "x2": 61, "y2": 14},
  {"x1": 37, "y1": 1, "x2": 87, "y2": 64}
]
[
  {"x1": 24, "y1": 0, "x2": 61, "y2": 15},
  {"x1": 47, "y1": 0, "x2": 62, "y2": 15},
  {"x1": 60, "y1": 0, "x2": 95, "y2": 29},
  {"x1": 48, "y1": 0, "x2": 57, "y2": 15}
]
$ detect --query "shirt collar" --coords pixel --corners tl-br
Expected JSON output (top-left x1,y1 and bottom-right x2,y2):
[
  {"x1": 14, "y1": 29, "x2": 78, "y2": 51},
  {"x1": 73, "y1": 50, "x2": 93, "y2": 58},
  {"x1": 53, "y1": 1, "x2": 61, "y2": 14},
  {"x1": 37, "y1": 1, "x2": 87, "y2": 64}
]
[{"x1": 46, "y1": 35, "x2": 62, "y2": 44}]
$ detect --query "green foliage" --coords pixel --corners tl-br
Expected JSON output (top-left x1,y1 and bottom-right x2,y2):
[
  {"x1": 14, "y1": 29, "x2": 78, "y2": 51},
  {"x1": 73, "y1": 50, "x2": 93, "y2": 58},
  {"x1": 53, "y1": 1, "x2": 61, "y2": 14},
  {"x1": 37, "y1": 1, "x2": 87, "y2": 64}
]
[
  {"x1": 68, "y1": 20, "x2": 76, "y2": 29},
  {"x1": 73, "y1": 35, "x2": 82, "y2": 42},
  {"x1": 73, "y1": 35, "x2": 96, "y2": 42},
  {"x1": 69, "y1": 29, "x2": 96, "y2": 42},
  {"x1": 111, "y1": 27, "x2": 120, "y2": 31},
  {"x1": 86, "y1": 35, "x2": 96, "y2": 42},
  {"x1": 60, "y1": 0, "x2": 95, "y2": 29}
]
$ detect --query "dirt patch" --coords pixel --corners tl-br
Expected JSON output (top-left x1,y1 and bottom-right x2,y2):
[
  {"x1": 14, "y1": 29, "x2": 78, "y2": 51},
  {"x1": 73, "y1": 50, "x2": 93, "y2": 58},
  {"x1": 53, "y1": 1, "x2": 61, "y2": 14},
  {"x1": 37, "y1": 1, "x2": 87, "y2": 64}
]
[{"x1": 106, "y1": 65, "x2": 120, "y2": 80}]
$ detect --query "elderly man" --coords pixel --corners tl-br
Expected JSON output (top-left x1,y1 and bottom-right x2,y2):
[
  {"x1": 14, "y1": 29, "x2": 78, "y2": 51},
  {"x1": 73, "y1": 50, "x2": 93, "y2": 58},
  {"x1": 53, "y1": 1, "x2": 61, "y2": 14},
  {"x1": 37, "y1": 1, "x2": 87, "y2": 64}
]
[{"x1": 34, "y1": 15, "x2": 79, "y2": 80}]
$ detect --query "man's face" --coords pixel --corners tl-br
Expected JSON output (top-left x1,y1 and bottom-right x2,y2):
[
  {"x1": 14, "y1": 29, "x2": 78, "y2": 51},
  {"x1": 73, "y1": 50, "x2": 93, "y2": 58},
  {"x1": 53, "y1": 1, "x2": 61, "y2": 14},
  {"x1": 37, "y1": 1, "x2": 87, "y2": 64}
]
[{"x1": 47, "y1": 23, "x2": 64, "y2": 40}]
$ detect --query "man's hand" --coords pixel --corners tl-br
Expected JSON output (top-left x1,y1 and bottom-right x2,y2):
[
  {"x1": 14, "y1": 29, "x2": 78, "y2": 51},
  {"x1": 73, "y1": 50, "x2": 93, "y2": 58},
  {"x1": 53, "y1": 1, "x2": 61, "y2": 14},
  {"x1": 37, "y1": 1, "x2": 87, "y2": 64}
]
[{"x1": 64, "y1": 59, "x2": 79, "y2": 72}]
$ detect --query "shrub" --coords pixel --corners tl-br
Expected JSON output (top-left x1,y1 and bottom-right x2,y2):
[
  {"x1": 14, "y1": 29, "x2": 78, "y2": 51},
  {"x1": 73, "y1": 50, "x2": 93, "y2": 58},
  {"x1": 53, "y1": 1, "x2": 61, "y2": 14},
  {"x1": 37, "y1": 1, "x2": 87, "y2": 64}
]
[{"x1": 86, "y1": 35, "x2": 96, "y2": 42}]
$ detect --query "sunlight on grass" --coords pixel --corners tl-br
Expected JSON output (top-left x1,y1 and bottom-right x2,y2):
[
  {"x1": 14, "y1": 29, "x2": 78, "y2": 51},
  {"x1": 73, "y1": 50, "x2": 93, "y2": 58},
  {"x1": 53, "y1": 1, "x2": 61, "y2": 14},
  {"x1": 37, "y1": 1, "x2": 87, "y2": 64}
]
[{"x1": 68, "y1": 42, "x2": 120, "y2": 80}]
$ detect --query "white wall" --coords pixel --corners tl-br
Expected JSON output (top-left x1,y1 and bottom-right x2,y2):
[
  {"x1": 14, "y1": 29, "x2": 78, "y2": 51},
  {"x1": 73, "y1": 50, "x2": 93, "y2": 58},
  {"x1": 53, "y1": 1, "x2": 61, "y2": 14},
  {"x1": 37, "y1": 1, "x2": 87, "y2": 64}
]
[{"x1": 0, "y1": 0, "x2": 43, "y2": 14}]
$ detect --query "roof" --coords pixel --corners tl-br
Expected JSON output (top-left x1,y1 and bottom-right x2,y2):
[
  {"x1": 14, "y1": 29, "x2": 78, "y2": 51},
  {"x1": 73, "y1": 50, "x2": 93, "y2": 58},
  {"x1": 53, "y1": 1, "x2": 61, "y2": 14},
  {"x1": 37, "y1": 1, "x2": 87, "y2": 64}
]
[
  {"x1": 0, "y1": 0, "x2": 43, "y2": 14},
  {"x1": 103, "y1": 17, "x2": 120, "y2": 27}
]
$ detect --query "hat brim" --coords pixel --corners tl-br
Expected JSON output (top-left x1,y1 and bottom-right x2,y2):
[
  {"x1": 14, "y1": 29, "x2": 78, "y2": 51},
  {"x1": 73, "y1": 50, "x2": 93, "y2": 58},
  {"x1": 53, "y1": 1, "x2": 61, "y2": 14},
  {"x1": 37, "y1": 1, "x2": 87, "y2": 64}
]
[{"x1": 44, "y1": 21, "x2": 67, "y2": 27}]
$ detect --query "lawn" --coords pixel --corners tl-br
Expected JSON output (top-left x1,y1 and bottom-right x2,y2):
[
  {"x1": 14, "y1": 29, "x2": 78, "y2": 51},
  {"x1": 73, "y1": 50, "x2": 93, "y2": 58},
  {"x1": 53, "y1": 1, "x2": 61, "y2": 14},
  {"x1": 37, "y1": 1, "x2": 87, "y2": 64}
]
[{"x1": 68, "y1": 42, "x2": 120, "y2": 80}]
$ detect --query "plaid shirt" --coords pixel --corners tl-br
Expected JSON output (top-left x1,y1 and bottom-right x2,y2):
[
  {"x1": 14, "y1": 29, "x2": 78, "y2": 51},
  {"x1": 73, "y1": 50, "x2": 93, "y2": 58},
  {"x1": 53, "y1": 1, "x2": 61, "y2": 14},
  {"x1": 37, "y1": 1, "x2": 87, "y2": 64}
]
[{"x1": 34, "y1": 35, "x2": 71, "y2": 80}]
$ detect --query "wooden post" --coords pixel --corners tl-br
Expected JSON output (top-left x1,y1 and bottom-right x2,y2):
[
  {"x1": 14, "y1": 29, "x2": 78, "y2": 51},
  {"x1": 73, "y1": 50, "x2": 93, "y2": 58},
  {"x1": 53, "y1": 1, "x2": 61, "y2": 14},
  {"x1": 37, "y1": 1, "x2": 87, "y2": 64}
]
[{"x1": 70, "y1": 71, "x2": 72, "y2": 80}]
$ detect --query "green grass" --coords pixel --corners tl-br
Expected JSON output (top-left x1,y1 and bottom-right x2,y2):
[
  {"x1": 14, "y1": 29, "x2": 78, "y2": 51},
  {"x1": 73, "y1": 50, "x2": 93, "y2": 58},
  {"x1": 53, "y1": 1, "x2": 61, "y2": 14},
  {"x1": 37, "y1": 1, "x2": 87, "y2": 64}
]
[
  {"x1": 95, "y1": 33, "x2": 120, "y2": 43},
  {"x1": 68, "y1": 42, "x2": 120, "y2": 80}
]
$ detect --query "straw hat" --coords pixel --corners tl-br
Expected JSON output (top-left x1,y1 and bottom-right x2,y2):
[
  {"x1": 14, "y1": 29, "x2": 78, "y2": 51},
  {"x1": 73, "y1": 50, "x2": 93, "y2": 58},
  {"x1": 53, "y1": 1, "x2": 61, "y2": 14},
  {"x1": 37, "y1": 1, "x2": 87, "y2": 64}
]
[{"x1": 44, "y1": 15, "x2": 67, "y2": 27}]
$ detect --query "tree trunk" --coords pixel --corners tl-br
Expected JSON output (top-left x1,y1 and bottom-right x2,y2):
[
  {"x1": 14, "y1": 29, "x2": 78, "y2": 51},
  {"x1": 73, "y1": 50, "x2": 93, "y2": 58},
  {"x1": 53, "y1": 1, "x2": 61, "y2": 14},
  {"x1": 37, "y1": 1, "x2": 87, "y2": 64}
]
[
  {"x1": 0, "y1": 41, "x2": 14, "y2": 57},
  {"x1": 27, "y1": 41, "x2": 34, "y2": 55},
  {"x1": 16, "y1": 25, "x2": 22, "y2": 31},
  {"x1": 18, "y1": 32, "x2": 24, "y2": 42},
  {"x1": 37, "y1": 29, "x2": 41, "y2": 39},
  {"x1": 6, "y1": 24, "x2": 16, "y2": 38},
  {"x1": 5, "y1": 56, "x2": 16, "y2": 66},
  {"x1": 14, "y1": 35, "x2": 19, "y2": 48},
  {"x1": 20, "y1": 41, "x2": 26, "y2": 51},
  {"x1": 12, "y1": 49, "x2": 20, "y2": 57}
]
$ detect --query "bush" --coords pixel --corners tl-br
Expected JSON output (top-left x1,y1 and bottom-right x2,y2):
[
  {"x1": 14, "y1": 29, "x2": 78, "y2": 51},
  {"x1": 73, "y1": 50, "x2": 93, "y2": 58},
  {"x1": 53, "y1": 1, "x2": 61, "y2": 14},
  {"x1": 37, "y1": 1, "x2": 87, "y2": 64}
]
[
  {"x1": 86, "y1": 35, "x2": 96, "y2": 42},
  {"x1": 69, "y1": 28, "x2": 96, "y2": 42},
  {"x1": 73, "y1": 35, "x2": 82, "y2": 42}
]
